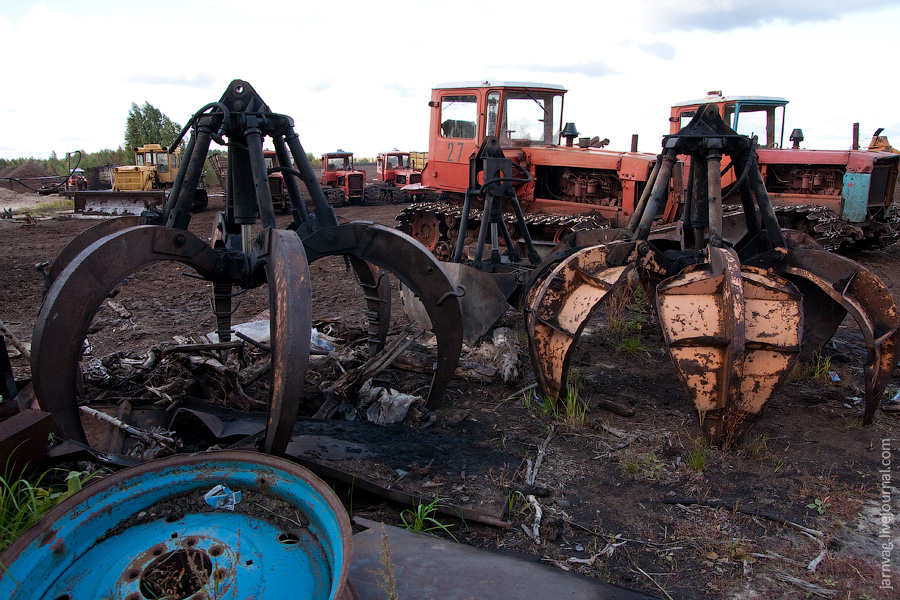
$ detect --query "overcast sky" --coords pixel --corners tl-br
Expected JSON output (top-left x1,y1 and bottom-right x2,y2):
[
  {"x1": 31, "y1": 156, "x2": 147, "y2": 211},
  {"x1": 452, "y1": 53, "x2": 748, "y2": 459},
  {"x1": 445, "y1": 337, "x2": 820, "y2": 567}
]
[{"x1": 2, "y1": 0, "x2": 898, "y2": 161}]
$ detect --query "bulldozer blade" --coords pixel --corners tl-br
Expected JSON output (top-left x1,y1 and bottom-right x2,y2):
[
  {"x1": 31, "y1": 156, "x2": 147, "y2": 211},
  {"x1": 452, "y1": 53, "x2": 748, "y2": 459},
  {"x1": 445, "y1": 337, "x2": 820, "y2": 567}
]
[
  {"x1": 74, "y1": 190, "x2": 166, "y2": 216},
  {"x1": 301, "y1": 222, "x2": 464, "y2": 408},
  {"x1": 776, "y1": 248, "x2": 900, "y2": 424},
  {"x1": 47, "y1": 216, "x2": 141, "y2": 284},
  {"x1": 656, "y1": 247, "x2": 802, "y2": 446},
  {"x1": 525, "y1": 243, "x2": 635, "y2": 402},
  {"x1": 401, "y1": 261, "x2": 514, "y2": 343},
  {"x1": 258, "y1": 228, "x2": 312, "y2": 455},
  {"x1": 32, "y1": 226, "x2": 221, "y2": 444}
]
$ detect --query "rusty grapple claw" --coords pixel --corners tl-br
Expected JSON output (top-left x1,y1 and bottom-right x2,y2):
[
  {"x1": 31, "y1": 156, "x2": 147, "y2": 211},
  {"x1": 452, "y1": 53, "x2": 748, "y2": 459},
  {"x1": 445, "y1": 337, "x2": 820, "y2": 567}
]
[
  {"x1": 526, "y1": 104, "x2": 899, "y2": 447},
  {"x1": 32, "y1": 79, "x2": 463, "y2": 457}
]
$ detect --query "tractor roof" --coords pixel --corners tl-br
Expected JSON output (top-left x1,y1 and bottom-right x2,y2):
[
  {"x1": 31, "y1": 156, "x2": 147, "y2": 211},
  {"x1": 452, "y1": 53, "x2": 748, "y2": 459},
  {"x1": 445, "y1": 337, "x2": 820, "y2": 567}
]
[
  {"x1": 673, "y1": 91, "x2": 787, "y2": 108},
  {"x1": 434, "y1": 81, "x2": 566, "y2": 92}
]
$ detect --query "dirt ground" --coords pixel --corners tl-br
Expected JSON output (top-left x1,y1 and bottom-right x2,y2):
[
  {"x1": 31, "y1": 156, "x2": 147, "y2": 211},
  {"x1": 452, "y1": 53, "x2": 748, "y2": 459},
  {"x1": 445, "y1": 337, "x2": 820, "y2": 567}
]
[{"x1": 2, "y1": 192, "x2": 899, "y2": 599}]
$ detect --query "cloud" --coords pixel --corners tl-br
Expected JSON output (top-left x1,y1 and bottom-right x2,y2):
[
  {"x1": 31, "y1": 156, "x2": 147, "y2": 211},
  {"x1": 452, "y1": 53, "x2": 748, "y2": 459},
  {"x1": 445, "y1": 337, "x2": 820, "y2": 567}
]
[
  {"x1": 122, "y1": 73, "x2": 219, "y2": 87},
  {"x1": 309, "y1": 80, "x2": 335, "y2": 93},
  {"x1": 531, "y1": 60, "x2": 619, "y2": 78},
  {"x1": 383, "y1": 82, "x2": 419, "y2": 99},
  {"x1": 642, "y1": 0, "x2": 897, "y2": 32},
  {"x1": 639, "y1": 42, "x2": 676, "y2": 61}
]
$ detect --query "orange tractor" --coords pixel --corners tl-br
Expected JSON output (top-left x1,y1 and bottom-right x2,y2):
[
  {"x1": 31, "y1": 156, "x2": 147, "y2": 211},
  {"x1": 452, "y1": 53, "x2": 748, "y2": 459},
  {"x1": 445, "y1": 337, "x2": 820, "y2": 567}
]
[
  {"x1": 669, "y1": 92, "x2": 900, "y2": 251},
  {"x1": 399, "y1": 81, "x2": 899, "y2": 447},
  {"x1": 319, "y1": 150, "x2": 366, "y2": 205},
  {"x1": 364, "y1": 150, "x2": 423, "y2": 204},
  {"x1": 399, "y1": 81, "x2": 682, "y2": 258}
]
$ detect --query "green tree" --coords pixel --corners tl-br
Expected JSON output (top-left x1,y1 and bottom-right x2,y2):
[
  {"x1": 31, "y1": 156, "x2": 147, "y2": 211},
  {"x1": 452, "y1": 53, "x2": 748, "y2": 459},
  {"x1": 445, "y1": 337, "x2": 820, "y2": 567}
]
[{"x1": 124, "y1": 102, "x2": 182, "y2": 164}]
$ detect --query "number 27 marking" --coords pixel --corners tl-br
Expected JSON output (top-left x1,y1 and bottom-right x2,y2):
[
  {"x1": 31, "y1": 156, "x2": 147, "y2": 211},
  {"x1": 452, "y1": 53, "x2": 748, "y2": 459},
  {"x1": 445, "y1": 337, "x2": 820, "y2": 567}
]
[{"x1": 447, "y1": 142, "x2": 464, "y2": 162}]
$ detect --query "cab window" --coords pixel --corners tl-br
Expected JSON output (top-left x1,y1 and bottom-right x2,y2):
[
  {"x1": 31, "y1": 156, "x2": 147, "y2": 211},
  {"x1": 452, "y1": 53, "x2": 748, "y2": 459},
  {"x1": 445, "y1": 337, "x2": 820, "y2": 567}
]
[
  {"x1": 733, "y1": 104, "x2": 785, "y2": 148},
  {"x1": 486, "y1": 91, "x2": 500, "y2": 139},
  {"x1": 440, "y1": 95, "x2": 477, "y2": 138},
  {"x1": 156, "y1": 152, "x2": 170, "y2": 173},
  {"x1": 500, "y1": 91, "x2": 562, "y2": 147}
]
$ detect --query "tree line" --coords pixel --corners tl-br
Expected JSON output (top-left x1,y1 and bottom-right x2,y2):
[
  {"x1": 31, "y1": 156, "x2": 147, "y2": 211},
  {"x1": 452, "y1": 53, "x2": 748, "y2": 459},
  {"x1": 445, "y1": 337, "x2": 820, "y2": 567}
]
[{"x1": 0, "y1": 101, "x2": 375, "y2": 180}]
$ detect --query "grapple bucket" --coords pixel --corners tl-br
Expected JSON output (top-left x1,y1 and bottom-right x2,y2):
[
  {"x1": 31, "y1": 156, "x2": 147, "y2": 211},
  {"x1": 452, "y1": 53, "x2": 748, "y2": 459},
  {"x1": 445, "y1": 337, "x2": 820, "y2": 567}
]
[
  {"x1": 656, "y1": 246, "x2": 802, "y2": 445},
  {"x1": 31, "y1": 80, "x2": 464, "y2": 458},
  {"x1": 525, "y1": 243, "x2": 635, "y2": 401},
  {"x1": 524, "y1": 103, "x2": 898, "y2": 447}
]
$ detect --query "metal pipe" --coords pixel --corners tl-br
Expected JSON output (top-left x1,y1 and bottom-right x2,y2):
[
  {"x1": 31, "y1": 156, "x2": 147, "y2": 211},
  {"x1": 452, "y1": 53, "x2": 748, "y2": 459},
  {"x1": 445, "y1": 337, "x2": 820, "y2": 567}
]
[
  {"x1": 272, "y1": 134, "x2": 310, "y2": 223},
  {"x1": 635, "y1": 147, "x2": 677, "y2": 240},
  {"x1": 245, "y1": 124, "x2": 277, "y2": 230},
  {"x1": 284, "y1": 131, "x2": 338, "y2": 229},
  {"x1": 166, "y1": 125, "x2": 213, "y2": 230},
  {"x1": 747, "y1": 159, "x2": 787, "y2": 250},
  {"x1": 681, "y1": 157, "x2": 695, "y2": 248},
  {"x1": 453, "y1": 189, "x2": 474, "y2": 262},
  {"x1": 626, "y1": 156, "x2": 662, "y2": 231},
  {"x1": 706, "y1": 145, "x2": 724, "y2": 247}
]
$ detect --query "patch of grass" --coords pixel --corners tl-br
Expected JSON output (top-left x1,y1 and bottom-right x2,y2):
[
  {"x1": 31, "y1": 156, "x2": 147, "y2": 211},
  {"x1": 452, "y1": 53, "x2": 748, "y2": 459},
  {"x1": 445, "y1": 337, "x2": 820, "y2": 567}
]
[
  {"x1": 686, "y1": 438, "x2": 707, "y2": 472},
  {"x1": 560, "y1": 372, "x2": 587, "y2": 427},
  {"x1": 622, "y1": 458, "x2": 641, "y2": 474},
  {"x1": 742, "y1": 432, "x2": 770, "y2": 459},
  {"x1": 10, "y1": 198, "x2": 74, "y2": 215},
  {"x1": 615, "y1": 336, "x2": 647, "y2": 354},
  {"x1": 526, "y1": 372, "x2": 588, "y2": 427},
  {"x1": 400, "y1": 496, "x2": 458, "y2": 541},
  {"x1": 787, "y1": 351, "x2": 833, "y2": 384},
  {"x1": 0, "y1": 466, "x2": 98, "y2": 553},
  {"x1": 506, "y1": 490, "x2": 528, "y2": 516},
  {"x1": 621, "y1": 451, "x2": 664, "y2": 479}
]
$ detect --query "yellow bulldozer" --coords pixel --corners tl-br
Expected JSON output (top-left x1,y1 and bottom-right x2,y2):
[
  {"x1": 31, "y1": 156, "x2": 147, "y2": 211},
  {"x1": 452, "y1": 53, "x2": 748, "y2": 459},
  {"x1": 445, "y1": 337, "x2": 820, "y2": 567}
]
[{"x1": 74, "y1": 143, "x2": 208, "y2": 215}]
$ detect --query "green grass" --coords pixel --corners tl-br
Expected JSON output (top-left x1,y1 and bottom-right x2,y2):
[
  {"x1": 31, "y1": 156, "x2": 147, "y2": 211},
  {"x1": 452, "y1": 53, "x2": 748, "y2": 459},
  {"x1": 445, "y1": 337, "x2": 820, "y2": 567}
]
[
  {"x1": 604, "y1": 280, "x2": 651, "y2": 355},
  {"x1": 7, "y1": 198, "x2": 74, "y2": 216},
  {"x1": 787, "y1": 351, "x2": 833, "y2": 384},
  {"x1": 525, "y1": 372, "x2": 588, "y2": 427},
  {"x1": 686, "y1": 438, "x2": 707, "y2": 472},
  {"x1": 0, "y1": 466, "x2": 98, "y2": 553},
  {"x1": 621, "y1": 452, "x2": 664, "y2": 479},
  {"x1": 400, "y1": 496, "x2": 458, "y2": 541}
]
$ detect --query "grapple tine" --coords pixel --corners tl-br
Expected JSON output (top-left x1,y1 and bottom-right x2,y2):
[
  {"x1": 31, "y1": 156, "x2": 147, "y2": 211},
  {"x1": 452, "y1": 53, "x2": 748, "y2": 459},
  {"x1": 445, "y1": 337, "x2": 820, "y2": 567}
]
[
  {"x1": 525, "y1": 243, "x2": 635, "y2": 402},
  {"x1": 347, "y1": 256, "x2": 391, "y2": 355},
  {"x1": 657, "y1": 247, "x2": 802, "y2": 446},
  {"x1": 32, "y1": 226, "x2": 220, "y2": 443},
  {"x1": 259, "y1": 228, "x2": 312, "y2": 455},
  {"x1": 47, "y1": 216, "x2": 141, "y2": 285},
  {"x1": 780, "y1": 248, "x2": 900, "y2": 424},
  {"x1": 301, "y1": 222, "x2": 463, "y2": 407}
]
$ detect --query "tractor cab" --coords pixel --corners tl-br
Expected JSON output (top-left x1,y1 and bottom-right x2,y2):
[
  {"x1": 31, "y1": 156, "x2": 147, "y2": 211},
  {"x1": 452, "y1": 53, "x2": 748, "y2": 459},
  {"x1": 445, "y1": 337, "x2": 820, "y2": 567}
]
[
  {"x1": 670, "y1": 92, "x2": 788, "y2": 149},
  {"x1": 319, "y1": 150, "x2": 365, "y2": 204},
  {"x1": 423, "y1": 81, "x2": 566, "y2": 194},
  {"x1": 376, "y1": 151, "x2": 422, "y2": 186}
]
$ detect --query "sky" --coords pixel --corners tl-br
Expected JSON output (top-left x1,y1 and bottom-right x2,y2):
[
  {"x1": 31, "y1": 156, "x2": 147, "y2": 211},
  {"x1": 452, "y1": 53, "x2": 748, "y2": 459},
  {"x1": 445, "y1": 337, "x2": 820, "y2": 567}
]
[{"x1": 2, "y1": 0, "x2": 899, "y2": 161}]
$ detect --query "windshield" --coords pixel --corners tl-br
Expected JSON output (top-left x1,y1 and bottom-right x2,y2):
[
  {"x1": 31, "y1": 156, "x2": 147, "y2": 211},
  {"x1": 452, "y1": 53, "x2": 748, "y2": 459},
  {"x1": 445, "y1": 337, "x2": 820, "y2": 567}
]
[
  {"x1": 731, "y1": 103, "x2": 786, "y2": 148},
  {"x1": 490, "y1": 90, "x2": 563, "y2": 147},
  {"x1": 386, "y1": 154, "x2": 409, "y2": 169},
  {"x1": 326, "y1": 155, "x2": 352, "y2": 171}
]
